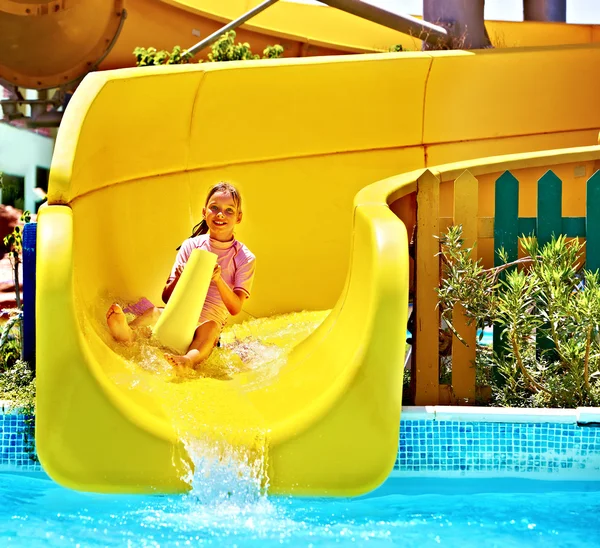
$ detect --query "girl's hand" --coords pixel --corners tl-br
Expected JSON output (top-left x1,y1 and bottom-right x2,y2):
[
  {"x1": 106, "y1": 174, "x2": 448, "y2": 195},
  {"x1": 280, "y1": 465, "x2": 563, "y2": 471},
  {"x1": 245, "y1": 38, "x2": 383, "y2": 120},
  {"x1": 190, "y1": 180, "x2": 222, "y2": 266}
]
[
  {"x1": 174, "y1": 264, "x2": 184, "y2": 279},
  {"x1": 211, "y1": 263, "x2": 222, "y2": 281}
]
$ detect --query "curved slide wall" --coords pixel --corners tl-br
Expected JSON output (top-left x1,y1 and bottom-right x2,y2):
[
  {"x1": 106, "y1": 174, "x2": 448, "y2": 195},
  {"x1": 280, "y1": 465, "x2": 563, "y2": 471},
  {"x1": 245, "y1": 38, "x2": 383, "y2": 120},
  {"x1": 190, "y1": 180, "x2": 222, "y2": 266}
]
[{"x1": 37, "y1": 45, "x2": 600, "y2": 495}]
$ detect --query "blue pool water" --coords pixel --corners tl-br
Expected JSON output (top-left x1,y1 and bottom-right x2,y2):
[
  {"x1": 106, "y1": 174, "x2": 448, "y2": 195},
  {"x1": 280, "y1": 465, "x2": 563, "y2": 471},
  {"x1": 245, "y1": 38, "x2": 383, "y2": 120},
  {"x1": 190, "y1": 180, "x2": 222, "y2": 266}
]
[{"x1": 2, "y1": 473, "x2": 600, "y2": 547}]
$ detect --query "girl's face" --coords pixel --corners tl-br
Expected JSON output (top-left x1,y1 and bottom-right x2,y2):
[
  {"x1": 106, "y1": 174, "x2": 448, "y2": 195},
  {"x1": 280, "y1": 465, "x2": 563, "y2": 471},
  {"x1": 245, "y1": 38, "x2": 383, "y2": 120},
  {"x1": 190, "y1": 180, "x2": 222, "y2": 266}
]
[{"x1": 202, "y1": 191, "x2": 242, "y2": 241}]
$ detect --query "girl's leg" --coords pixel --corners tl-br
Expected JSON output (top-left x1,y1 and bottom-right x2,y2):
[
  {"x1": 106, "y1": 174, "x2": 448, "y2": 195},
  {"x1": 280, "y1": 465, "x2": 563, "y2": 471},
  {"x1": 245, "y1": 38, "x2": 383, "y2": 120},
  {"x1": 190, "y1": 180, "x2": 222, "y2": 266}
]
[
  {"x1": 106, "y1": 303, "x2": 161, "y2": 343},
  {"x1": 129, "y1": 306, "x2": 162, "y2": 328},
  {"x1": 165, "y1": 320, "x2": 221, "y2": 370}
]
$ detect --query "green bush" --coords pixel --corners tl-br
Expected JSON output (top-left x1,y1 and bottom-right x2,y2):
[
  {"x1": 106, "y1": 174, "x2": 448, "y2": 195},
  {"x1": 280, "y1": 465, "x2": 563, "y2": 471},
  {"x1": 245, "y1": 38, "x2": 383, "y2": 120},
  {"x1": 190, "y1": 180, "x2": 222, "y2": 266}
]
[
  {"x1": 0, "y1": 359, "x2": 36, "y2": 461},
  {"x1": 0, "y1": 206, "x2": 36, "y2": 451},
  {"x1": 0, "y1": 314, "x2": 21, "y2": 373},
  {"x1": 133, "y1": 45, "x2": 193, "y2": 66},
  {"x1": 0, "y1": 359, "x2": 35, "y2": 414},
  {"x1": 2, "y1": 210, "x2": 31, "y2": 367},
  {"x1": 438, "y1": 226, "x2": 600, "y2": 408},
  {"x1": 133, "y1": 31, "x2": 284, "y2": 67}
]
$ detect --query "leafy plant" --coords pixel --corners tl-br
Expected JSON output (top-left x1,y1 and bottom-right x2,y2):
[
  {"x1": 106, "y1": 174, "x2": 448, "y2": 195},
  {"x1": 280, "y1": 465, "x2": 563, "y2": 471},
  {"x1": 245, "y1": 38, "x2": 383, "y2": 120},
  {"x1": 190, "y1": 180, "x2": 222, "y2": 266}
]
[
  {"x1": 206, "y1": 31, "x2": 284, "y2": 62},
  {"x1": 0, "y1": 359, "x2": 36, "y2": 461},
  {"x1": 0, "y1": 199, "x2": 37, "y2": 457},
  {"x1": 262, "y1": 44, "x2": 285, "y2": 59},
  {"x1": 0, "y1": 313, "x2": 21, "y2": 372},
  {"x1": 437, "y1": 225, "x2": 600, "y2": 408},
  {"x1": 0, "y1": 208, "x2": 30, "y2": 372},
  {"x1": 133, "y1": 45, "x2": 193, "y2": 66},
  {"x1": 4, "y1": 211, "x2": 30, "y2": 310},
  {"x1": 133, "y1": 31, "x2": 284, "y2": 67},
  {"x1": 207, "y1": 31, "x2": 260, "y2": 62}
]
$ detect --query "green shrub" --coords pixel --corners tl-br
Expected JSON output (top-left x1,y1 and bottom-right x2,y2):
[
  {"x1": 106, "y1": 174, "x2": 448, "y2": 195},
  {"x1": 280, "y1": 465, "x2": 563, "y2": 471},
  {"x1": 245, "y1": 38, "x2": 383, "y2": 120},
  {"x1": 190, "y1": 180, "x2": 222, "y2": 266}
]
[
  {"x1": 2, "y1": 210, "x2": 31, "y2": 367},
  {"x1": 262, "y1": 44, "x2": 285, "y2": 59},
  {"x1": 0, "y1": 359, "x2": 35, "y2": 414},
  {"x1": 133, "y1": 31, "x2": 284, "y2": 67},
  {"x1": 0, "y1": 313, "x2": 21, "y2": 372},
  {"x1": 0, "y1": 359, "x2": 36, "y2": 461},
  {"x1": 133, "y1": 45, "x2": 193, "y2": 66},
  {"x1": 0, "y1": 207, "x2": 36, "y2": 451},
  {"x1": 207, "y1": 31, "x2": 259, "y2": 62},
  {"x1": 438, "y1": 226, "x2": 600, "y2": 408}
]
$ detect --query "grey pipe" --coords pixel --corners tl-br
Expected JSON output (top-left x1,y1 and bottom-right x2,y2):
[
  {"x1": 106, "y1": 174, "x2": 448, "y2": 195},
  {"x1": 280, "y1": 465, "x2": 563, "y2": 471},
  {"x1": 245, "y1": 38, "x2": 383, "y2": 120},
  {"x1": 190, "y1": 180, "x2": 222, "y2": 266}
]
[
  {"x1": 184, "y1": 0, "x2": 449, "y2": 58},
  {"x1": 184, "y1": 0, "x2": 281, "y2": 57}
]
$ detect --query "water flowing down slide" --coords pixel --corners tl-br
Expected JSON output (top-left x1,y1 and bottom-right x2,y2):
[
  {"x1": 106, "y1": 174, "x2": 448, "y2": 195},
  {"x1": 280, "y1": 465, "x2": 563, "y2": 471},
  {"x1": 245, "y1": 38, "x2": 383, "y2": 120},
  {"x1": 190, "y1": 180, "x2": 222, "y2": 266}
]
[{"x1": 36, "y1": 45, "x2": 600, "y2": 495}]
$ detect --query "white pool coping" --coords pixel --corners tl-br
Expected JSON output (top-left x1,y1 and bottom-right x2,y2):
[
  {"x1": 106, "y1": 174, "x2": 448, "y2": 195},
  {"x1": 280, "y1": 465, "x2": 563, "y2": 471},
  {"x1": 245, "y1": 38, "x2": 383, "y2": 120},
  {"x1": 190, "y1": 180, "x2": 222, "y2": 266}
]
[{"x1": 402, "y1": 406, "x2": 600, "y2": 424}]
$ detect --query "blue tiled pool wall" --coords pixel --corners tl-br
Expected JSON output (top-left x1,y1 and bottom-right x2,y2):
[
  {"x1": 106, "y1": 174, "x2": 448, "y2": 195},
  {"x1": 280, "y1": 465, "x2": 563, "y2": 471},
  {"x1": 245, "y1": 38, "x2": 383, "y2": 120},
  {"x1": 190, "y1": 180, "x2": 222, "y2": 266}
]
[
  {"x1": 3, "y1": 413, "x2": 600, "y2": 478},
  {"x1": 396, "y1": 420, "x2": 600, "y2": 478},
  {"x1": 0, "y1": 413, "x2": 40, "y2": 472}
]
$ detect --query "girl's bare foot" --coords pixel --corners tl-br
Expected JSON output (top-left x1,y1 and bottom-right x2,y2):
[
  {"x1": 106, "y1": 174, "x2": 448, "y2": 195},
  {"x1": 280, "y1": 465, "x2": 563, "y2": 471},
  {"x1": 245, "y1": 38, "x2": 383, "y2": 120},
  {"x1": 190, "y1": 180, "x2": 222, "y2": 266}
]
[
  {"x1": 106, "y1": 304, "x2": 134, "y2": 344},
  {"x1": 165, "y1": 353, "x2": 194, "y2": 371}
]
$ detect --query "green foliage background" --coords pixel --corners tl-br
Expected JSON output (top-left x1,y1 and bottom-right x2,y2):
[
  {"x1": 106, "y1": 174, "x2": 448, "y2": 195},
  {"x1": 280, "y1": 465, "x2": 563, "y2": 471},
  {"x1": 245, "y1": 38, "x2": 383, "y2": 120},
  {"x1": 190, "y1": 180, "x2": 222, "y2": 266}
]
[
  {"x1": 438, "y1": 226, "x2": 600, "y2": 408},
  {"x1": 133, "y1": 31, "x2": 284, "y2": 67}
]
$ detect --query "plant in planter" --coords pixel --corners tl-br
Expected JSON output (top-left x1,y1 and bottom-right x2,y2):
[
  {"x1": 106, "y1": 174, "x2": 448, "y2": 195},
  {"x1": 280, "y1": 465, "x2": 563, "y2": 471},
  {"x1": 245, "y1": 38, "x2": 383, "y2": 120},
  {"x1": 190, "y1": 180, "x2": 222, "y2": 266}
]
[
  {"x1": 133, "y1": 45, "x2": 193, "y2": 66},
  {"x1": 0, "y1": 201, "x2": 36, "y2": 460},
  {"x1": 0, "y1": 359, "x2": 36, "y2": 460},
  {"x1": 437, "y1": 225, "x2": 600, "y2": 408},
  {"x1": 133, "y1": 31, "x2": 284, "y2": 67},
  {"x1": 2, "y1": 210, "x2": 31, "y2": 363}
]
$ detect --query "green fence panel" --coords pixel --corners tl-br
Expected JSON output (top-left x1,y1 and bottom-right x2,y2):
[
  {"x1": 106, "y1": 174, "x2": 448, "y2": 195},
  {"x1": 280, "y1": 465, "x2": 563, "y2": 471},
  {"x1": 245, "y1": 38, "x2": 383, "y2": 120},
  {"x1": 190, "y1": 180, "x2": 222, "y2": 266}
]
[
  {"x1": 489, "y1": 168, "x2": 600, "y2": 380},
  {"x1": 537, "y1": 170, "x2": 562, "y2": 247},
  {"x1": 493, "y1": 171, "x2": 519, "y2": 362},
  {"x1": 562, "y1": 217, "x2": 586, "y2": 238},
  {"x1": 587, "y1": 170, "x2": 600, "y2": 273},
  {"x1": 494, "y1": 171, "x2": 520, "y2": 266},
  {"x1": 536, "y1": 171, "x2": 564, "y2": 355}
]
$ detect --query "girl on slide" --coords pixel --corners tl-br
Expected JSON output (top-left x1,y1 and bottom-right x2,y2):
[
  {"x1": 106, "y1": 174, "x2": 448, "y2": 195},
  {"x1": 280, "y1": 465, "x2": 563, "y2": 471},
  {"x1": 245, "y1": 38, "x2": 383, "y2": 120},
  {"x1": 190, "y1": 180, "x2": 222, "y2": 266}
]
[{"x1": 106, "y1": 182, "x2": 256, "y2": 373}]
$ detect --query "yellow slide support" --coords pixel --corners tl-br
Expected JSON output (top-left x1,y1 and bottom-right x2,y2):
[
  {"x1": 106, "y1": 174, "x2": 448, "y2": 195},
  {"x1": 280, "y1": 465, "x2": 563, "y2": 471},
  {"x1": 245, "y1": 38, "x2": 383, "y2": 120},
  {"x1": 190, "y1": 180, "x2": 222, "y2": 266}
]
[
  {"x1": 4, "y1": 0, "x2": 600, "y2": 89},
  {"x1": 36, "y1": 45, "x2": 600, "y2": 495}
]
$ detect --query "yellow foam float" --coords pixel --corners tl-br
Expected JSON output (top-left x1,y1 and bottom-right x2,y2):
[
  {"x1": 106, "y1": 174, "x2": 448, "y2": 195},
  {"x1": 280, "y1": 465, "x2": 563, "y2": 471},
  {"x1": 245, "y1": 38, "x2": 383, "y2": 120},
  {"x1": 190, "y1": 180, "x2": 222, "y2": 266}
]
[{"x1": 152, "y1": 249, "x2": 217, "y2": 354}]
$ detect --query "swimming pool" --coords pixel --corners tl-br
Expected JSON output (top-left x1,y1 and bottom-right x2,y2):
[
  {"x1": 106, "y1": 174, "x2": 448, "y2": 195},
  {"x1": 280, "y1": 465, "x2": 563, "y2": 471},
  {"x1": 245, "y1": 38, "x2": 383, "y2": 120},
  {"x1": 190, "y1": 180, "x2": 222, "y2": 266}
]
[
  {"x1": 2, "y1": 472, "x2": 600, "y2": 547},
  {"x1": 3, "y1": 406, "x2": 600, "y2": 546}
]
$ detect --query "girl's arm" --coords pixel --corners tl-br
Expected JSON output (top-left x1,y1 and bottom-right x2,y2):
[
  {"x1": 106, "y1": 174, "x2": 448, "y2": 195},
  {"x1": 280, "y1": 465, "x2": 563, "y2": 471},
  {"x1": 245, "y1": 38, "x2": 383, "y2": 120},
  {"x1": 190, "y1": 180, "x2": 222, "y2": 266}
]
[
  {"x1": 162, "y1": 264, "x2": 184, "y2": 303},
  {"x1": 163, "y1": 239, "x2": 193, "y2": 304},
  {"x1": 213, "y1": 265, "x2": 248, "y2": 315}
]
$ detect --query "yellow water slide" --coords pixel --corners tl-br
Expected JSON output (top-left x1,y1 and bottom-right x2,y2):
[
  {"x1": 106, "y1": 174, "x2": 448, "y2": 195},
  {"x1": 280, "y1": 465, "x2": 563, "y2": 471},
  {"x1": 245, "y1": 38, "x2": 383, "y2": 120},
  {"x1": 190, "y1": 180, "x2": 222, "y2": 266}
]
[
  {"x1": 36, "y1": 44, "x2": 600, "y2": 495},
  {"x1": 3, "y1": 0, "x2": 600, "y2": 89}
]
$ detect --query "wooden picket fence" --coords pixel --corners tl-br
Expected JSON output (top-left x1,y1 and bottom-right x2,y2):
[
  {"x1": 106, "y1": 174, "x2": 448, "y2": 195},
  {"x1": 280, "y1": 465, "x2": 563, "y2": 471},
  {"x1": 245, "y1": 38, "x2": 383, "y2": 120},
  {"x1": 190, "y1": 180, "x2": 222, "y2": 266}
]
[{"x1": 411, "y1": 167, "x2": 600, "y2": 406}]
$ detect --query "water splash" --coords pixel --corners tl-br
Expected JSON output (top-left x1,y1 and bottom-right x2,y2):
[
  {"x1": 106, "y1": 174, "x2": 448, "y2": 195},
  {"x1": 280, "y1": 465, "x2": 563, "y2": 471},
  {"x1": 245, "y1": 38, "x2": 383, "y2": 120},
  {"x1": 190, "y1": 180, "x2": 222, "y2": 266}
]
[
  {"x1": 92, "y1": 293, "x2": 328, "y2": 385},
  {"x1": 180, "y1": 433, "x2": 270, "y2": 507},
  {"x1": 87, "y1": 298, "x2": 329, "y2": 502}
]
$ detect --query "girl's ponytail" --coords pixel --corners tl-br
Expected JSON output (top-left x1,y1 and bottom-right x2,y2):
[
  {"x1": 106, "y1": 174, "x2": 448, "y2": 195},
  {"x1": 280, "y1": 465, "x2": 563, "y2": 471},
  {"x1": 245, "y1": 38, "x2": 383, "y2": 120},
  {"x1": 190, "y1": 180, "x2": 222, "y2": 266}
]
[
  {"x1": 177, "y1": 219, "x2": 209, "y2": 250},
  {"x1": 190, "y1": 219, "x2": 209, "y2": 238}
]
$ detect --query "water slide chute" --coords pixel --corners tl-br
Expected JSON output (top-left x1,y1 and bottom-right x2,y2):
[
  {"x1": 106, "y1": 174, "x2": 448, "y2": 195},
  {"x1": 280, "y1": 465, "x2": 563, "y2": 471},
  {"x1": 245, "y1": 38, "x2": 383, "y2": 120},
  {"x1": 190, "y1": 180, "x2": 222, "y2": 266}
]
[{"x1": 36, "y1": 44, "x2": 600, "y2": 494}]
